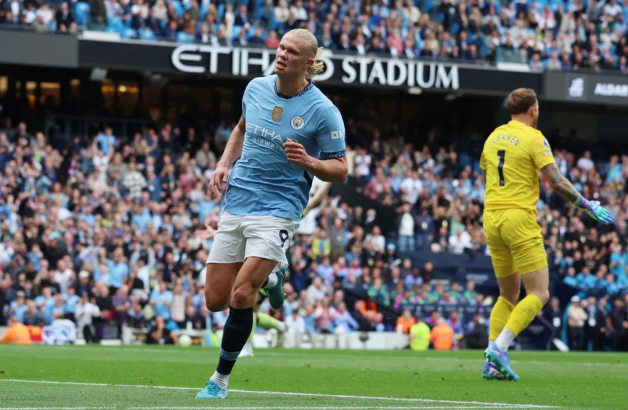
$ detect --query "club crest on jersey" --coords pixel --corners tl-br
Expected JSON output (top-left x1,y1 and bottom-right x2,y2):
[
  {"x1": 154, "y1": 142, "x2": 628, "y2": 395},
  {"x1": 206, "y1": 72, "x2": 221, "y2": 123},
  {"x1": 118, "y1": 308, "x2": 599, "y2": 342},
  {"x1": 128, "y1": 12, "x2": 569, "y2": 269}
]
[
  {"x1": 291, "y1": 116, "x2": 305, "y2": 130},
  {"x1": 271, "y1": 106, "x2": 283, "y2": 122}
]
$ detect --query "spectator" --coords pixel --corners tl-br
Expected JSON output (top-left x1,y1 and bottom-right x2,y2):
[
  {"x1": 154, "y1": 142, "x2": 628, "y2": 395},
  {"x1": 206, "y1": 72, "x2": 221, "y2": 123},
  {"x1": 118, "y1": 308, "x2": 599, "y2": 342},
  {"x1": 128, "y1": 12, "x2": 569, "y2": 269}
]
[
  {"x1": 334, "y1": 302, "x2": 359, "y2": 333},
  {"x1": 147, "y1": 315, "x2": 179, "y2": 345},
  {"x1": 430, "y1": 317, "x2": 455, "y2": 351},
  {"x1": 607, "y1": 297, "x2": 628, "y2": 351},
  {"x1": 464, "y1": 313, "x2": 489, "y2": 349},
  {"x1": 0, "y1": 316, "x2": 31, "y2": 345},
  {"x1": 113, "y1": 285, "x2": 132, "y2": 325},
  {"x1": 409, "y1": 315, "x2": 430, "y2": 351},
  {"x1": 75, "y1": 294, "x2": 101, "y2": 343},
  {"x1": 314, "y1": 297, "x2": 338, "y2": 334},
  {"x1": 286, "y1": 308, "x2": 306, "y2": 334},
  {"x1": 567, "y1": 296, "x2": 587, "y2": 351},
  {"x1": 171, "y1": 284, "x2": 187, "y2": 327},
  {"x1": 396, "y1": 203, "x2": 416, "y2": 252},
  {"x1": 396, "y1": 309, "x2": 416, "y2": 334}
]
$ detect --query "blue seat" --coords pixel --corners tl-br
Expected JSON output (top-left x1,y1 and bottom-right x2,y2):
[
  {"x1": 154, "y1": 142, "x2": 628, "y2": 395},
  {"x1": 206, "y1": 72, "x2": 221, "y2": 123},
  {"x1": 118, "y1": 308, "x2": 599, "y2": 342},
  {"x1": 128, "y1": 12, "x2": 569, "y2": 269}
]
[
  {"x1": 217, "y1": 3, "x2": 225, "y2": 19},
  {"x1": 140, "y1": 28, "x2": 157, "y2": 41},
  {"x1": 171, "y1": 1, "x2": 184, "y2": 18},
  {"x1": 122, "y1": 27, "x2": 138, "y2": 39},
  {"x1": 176, "y1": 31, "x2": 195, "y2": 44},
  {"x1": 232, "y1": 24, "x2": 243, "y2": 38},
  {"x1": 74, "y1": 2, "x2": 91, "y2": 26},
  {"x1": 200, "y1": 2, "x2": 209, "y2": 20},
  {"x1": 254, "y1": 0, "x2": 263, "y2": 19},
  {"x1": 108, "y1": 16, "x2": 124, "y2": 32}
]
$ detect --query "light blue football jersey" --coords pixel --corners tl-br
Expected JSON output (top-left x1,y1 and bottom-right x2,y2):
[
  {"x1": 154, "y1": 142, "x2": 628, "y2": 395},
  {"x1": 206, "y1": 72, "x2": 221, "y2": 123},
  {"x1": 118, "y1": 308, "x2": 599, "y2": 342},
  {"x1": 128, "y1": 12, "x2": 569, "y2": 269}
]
[{"x1": 224, "y1": 75, "x2": 346, "y2": 221}]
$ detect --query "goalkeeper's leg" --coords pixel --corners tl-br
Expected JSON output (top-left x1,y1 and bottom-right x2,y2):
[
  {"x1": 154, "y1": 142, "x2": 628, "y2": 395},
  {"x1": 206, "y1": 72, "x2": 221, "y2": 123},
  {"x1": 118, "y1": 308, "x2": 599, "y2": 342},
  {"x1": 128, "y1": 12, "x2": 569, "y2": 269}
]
[
  {"x1": 486, "y1": 268, "x2": 549, "y2": 381},
  {"x1": 484, "y1": 273, "x2": 519, "y2": 380}
]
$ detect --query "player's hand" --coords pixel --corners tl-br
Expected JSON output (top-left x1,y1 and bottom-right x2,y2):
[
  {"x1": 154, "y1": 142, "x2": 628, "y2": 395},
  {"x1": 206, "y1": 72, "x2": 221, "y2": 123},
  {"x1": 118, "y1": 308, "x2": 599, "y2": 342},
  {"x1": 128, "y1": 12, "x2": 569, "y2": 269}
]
[
  {"x1": 194, "y1": 223, "x2": 215, "y2": 239},
  {"x1": 209, "y1": 165, "x2": 229, "y2": 197},
  {"x1": 582, "y1": 200, "x2": 615, "y2": 225},
  {"x1": 284, "y1": 139, "x2": 312, "y2": 168}
]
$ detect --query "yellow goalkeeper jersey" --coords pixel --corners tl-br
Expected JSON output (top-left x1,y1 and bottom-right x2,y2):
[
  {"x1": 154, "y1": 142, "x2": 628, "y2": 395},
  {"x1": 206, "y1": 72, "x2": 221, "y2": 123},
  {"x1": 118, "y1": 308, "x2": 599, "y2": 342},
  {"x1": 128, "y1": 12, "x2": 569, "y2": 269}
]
[{"x1": 480, "y1": 120, "x2": 555, "y2": 212}]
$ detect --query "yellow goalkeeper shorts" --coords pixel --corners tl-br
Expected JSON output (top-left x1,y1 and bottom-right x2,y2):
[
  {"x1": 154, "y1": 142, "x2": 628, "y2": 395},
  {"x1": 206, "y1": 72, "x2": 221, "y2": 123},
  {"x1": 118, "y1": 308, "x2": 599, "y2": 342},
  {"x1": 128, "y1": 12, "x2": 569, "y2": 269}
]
[{"x1": 484, "y1": 209, "x2": 548, "y2": 278}]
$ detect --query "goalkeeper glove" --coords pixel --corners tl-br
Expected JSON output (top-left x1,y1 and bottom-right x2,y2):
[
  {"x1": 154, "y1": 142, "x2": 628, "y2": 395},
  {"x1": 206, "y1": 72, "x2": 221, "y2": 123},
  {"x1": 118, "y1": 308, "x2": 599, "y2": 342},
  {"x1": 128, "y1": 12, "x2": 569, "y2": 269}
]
[{"x1": 573, "y1": 195, "x2": 615, "y2": 225}]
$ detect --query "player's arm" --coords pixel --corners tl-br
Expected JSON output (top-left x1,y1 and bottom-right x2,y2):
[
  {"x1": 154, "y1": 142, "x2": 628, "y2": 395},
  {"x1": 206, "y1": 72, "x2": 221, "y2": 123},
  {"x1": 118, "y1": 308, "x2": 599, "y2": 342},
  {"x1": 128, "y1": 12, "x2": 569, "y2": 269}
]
[
  {"x1": 284, "y1": 139, "x2": 347, "y2": 182},
  {"x1": 533, "y1": 136, "x2": 614, "y2": 225},
  {"x1": 539, "y1": 163, "x2": 580, "y2": 203},
  {"x1": 285, "y1": 106, "x2": 348, "y2": 183},
  {"x1": 305, "y1": 155, "x2": 348, "y2": 183},
  {"x1": 540, "y1": 163, "x2": 615, "y2": 225},
  {"x1": 218, "y1": 118, "x2": 246, "y2": 168},
  {"x1": 209, "y1": 118, "x2": 245, "y2": 197},
  {"x1": 303, "y1": 181, "x2": 333, "y2": 216}
]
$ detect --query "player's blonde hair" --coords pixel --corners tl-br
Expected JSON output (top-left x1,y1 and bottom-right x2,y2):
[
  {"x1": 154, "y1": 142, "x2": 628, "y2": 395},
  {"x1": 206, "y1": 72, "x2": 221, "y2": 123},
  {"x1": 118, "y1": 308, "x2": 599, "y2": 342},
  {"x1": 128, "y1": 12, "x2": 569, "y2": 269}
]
[
  {"x1": 289, "y1": 29, "x2": 325, "y2": 80},
  {"x1": 507, "y1": 88, "x2": 537, "y2": 115}
]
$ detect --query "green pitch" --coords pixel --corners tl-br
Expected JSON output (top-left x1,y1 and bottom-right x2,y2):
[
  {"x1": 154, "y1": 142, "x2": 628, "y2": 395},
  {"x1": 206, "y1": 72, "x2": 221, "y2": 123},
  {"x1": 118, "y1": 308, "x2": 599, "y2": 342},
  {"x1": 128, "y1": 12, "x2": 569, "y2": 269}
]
[{"x1": 0, "y1": 345, "x2": 626, "y2": 410}]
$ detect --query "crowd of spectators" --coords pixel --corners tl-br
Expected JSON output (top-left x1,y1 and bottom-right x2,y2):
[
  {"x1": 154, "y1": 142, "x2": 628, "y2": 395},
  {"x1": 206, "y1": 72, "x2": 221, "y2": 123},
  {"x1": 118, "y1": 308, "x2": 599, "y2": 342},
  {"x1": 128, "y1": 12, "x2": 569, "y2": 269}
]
[
  {"x1": 0, "y1": 112, "x2": 627, "y2": 350},
  {"x1": 3, "y1": 0, "x2": 628, "y2": 71}
]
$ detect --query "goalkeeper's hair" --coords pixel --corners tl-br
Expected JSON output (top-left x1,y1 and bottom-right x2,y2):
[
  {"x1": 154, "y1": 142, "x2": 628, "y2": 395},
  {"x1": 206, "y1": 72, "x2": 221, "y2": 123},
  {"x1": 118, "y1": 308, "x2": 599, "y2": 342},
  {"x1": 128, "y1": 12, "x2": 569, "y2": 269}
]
[
  {"x1": 289, "y1": 28, "x2": 325, "y2": 80},
  {"x1": 507, "y1": 88, "x2": 537, "y2": 115}
]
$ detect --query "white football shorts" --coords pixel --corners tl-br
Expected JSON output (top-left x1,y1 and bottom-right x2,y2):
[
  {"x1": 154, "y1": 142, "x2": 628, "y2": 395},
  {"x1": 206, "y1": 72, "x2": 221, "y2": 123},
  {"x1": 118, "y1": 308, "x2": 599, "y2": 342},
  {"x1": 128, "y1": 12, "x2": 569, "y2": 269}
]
[{"x1": 206, "y1": 211, "x2": 299, "y2": 270}]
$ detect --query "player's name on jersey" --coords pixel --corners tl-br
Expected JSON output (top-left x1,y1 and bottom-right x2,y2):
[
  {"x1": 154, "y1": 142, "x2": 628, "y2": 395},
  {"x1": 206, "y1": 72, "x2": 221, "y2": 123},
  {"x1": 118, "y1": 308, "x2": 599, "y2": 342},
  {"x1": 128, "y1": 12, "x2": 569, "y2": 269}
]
[{"x1": 171, "y1": 45, "x2": 459, "y2": 90}]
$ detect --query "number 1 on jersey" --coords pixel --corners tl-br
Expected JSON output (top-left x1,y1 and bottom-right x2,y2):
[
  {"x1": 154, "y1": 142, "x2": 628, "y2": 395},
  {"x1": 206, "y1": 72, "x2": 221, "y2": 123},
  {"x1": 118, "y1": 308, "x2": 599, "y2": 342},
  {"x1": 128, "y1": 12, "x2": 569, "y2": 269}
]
[{"x1": 497, "y1": 150, "x2": 506, "y2": 187}]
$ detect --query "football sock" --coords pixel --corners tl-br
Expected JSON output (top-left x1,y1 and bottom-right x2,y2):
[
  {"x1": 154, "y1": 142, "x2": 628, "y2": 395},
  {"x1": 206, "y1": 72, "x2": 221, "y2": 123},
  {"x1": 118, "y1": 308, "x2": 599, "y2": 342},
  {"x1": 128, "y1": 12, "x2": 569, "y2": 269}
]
[
  {"x1": 247, "y1": 312, "x2": 258, "y2": 344},
  {"x1": 489, "y1": 296, "x2": 515, "y2": 343},
  {"x1": 262, "y1": 272, "x2": 278, "y2": 288},
  {"x1": 214, "y1": 306, "x2": 253, "y2": 386},
  {"x1": 500, "y1": 294, "x2": 544, "y2": 351}
]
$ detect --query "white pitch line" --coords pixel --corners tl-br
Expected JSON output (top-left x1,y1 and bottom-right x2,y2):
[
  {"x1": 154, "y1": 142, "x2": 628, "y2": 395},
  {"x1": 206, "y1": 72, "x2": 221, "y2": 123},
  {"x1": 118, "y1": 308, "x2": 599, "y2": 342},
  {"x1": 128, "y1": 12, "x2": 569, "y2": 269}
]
[
  {"x1": 129, "y1": 407, "x2": 506, "y2": 409},
  {"x1": 0, "y1": 379, "x2": 559, "y2": 409},
  {"x1": 0, "y1": 408, "x2": 114, "y2": 410}
]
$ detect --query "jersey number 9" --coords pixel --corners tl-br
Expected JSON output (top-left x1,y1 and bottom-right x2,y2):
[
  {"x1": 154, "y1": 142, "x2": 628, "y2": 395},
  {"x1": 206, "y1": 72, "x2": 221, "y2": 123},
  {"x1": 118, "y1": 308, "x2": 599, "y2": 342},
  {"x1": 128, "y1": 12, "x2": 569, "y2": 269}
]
[{"x1": 497, "y1": 150, "x2": 506, "y2": 187}]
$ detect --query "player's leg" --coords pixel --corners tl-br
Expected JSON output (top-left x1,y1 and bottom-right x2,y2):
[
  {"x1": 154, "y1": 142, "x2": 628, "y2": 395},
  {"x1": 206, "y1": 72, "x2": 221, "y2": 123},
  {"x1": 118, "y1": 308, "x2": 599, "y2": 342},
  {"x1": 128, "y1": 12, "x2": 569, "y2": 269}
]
[
  {"x1": 197, "y1": 256, "x2": 277, "y2": 400},
  {"x1": 199, "y1": 215, "x2": 298, "y2": 398},
  {"x1": 499, "y1": 267, "x2": 549, "y2": 349},
  {"x1": 204, "y1": 212, "x2": 246, "y2": 312},
  {"x1": 204, "y1": 263, "x2": 241, "y2": 312},
  {"x1": 239, "y1": 311, "x2": 258, "y2": 358},
  {"x1": 490, "y1": 273, "x2": 520, "y2": 346},
  {"x1": 265, "y1": 253, "x2": 290, "y2": 310},
  {"x1": 486, "y1": 210, "x2": 549, "y2": 381},
  {"x1": 483, "y1": 210, "x2": 516, "y2": 381}
]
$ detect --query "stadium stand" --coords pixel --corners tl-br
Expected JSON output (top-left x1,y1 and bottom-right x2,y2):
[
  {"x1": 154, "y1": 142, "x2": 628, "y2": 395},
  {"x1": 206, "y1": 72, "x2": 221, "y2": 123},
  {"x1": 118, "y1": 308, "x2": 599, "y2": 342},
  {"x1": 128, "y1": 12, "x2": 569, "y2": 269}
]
[
  {"x1": 0, "y1": 110, "x2": 627, "y2": 350},
  {"x1": 1, "y1": 0, "x2": 628, "y2": 352},
  {"x1": 2, "y1": 0, "x2": 628, "y2": 70}
]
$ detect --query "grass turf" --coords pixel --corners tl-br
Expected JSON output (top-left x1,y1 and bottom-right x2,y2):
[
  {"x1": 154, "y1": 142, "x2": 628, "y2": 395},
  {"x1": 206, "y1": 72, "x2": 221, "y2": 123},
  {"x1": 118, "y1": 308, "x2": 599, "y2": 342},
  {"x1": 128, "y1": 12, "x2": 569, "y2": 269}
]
[{"x1": 0, "y1": 345, "x2": 626, "y2": 410}]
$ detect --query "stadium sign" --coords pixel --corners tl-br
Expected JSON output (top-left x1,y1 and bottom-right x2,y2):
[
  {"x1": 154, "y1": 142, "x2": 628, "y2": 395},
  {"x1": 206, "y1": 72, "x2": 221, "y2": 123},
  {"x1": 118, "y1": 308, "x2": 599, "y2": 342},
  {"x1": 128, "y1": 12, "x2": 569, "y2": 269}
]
[
  {"x1": 78, "y1": 39, "x2": 541, "y2": 95},
  {"x1": 0, "y1": 30, "x2": 78, "y2": 68},
  {"x1": 545, "y1": 71, "x2": 628, "y2": 106},
  {"x1": 171, "y1": 45, "x2": 459, "y2": 89}
]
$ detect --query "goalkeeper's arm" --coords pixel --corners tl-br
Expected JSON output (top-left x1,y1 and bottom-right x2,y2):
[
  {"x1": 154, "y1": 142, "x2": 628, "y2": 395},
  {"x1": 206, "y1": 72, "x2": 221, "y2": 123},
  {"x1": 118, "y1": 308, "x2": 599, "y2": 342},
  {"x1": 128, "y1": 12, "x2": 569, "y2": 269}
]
[
  {"x1": 540, "y1": 163, "x2": 615, "y2": 225},
  {"x1": 303, "y1": 181, "x2": 333, "y2": 216},
  {"x1": 539, "y1": 163, "x2": 579, "y2": 203}
]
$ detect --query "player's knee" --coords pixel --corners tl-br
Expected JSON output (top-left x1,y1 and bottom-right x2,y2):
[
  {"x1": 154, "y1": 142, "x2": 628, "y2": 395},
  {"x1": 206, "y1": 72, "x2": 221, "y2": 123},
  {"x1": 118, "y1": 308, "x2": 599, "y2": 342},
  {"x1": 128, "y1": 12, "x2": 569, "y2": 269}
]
[
  {"x1": 533, "y1": 289, "x2": 550, "y2": 305},
  {"x1": 230, "y1": 283, "x2": 256, "y2": 309},
  {"x1": 500, "y1": 288, "x2": 520, "y2": 305},
  {"x1": 205, "y1": 292, "x2": 229, "y2": 312}
]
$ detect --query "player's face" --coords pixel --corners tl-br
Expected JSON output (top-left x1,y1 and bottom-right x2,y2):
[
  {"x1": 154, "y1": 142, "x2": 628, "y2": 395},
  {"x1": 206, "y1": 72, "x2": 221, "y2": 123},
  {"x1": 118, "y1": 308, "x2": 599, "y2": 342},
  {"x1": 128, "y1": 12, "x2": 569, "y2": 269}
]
[{"x1": 276, "y1": 35, "x2": 312, "y2": 77}]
